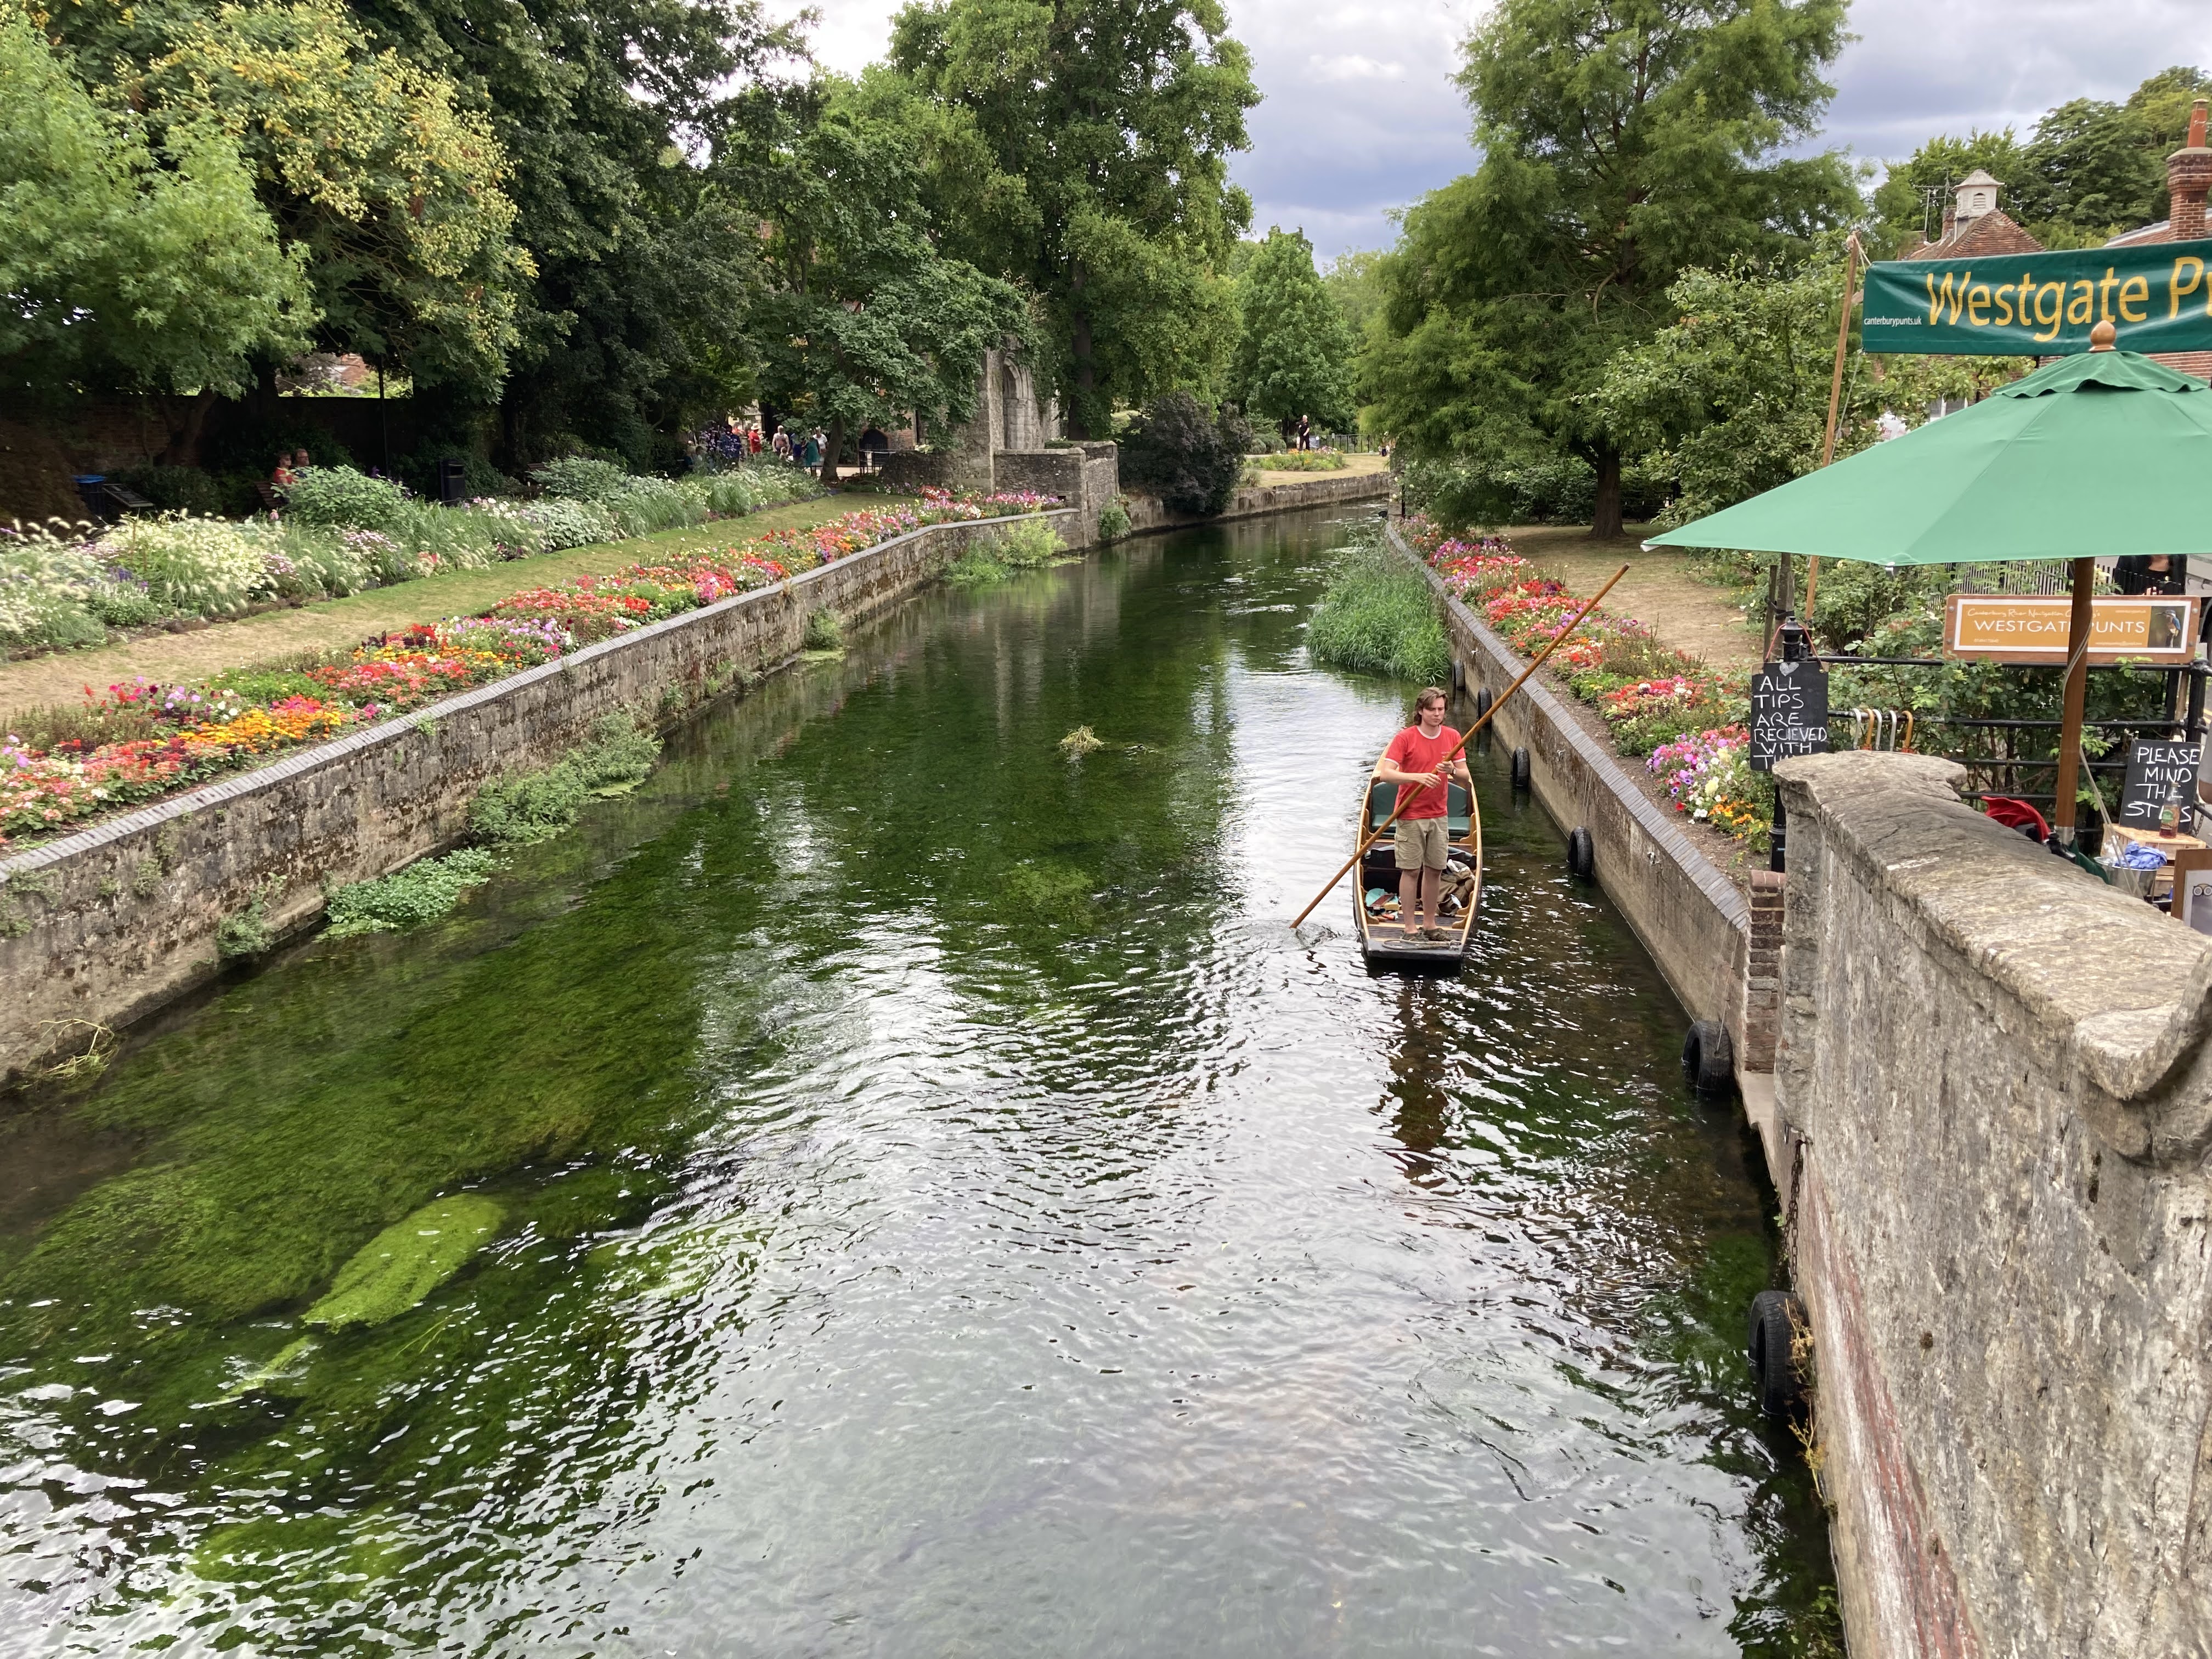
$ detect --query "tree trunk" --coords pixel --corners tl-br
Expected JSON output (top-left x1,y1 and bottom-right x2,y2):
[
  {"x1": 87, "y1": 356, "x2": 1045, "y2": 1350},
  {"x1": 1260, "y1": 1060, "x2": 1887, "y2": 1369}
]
[
  {"x1": 1069, "y1": 305, "x2": 1096, "y2": 440},
  {"x1": 818, "y1": 414, "x2": 845, "y2": 489},
  {"x1": 1589, "y1": 446, "x2": 1624, "y2": 539}
]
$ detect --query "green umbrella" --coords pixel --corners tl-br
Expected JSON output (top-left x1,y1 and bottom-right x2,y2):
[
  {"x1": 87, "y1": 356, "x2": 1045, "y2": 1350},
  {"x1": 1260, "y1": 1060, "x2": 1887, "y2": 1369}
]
[{"x1": 1646, "y1": 335, "x2": 2212, "y2": 843}]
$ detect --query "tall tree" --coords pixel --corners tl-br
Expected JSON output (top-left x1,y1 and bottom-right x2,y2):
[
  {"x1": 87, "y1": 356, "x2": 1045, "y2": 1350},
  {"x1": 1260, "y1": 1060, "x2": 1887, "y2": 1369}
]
[
  {"x1": 879, "y1": 0, "x2": 1258, "y2": 437},
  {"x1": 347, "y1": 0, "x2": 797, "y2": 465},
  {"x1": 1232, "y1": 228, "x2": 1356, "y2": 441},
  {"x1": 722, "y1": 80, "x2": 1029, "y2": 486},
  {"x1": 1870, "y1": 67, "x2": 2211, "y2": 254},
  {"x1": 0, "y1": 3, "x2": 311, "y2": 397},
  {"x1": 1363, "y1": 0, "x2": 1857, "y2": 537}
]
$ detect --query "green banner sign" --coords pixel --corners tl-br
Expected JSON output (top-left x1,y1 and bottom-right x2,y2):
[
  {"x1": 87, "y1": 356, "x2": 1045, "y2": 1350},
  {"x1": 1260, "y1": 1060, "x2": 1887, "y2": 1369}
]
[{"x1": 1861, "y1": 237, "x2": 2212, "y2": 356}]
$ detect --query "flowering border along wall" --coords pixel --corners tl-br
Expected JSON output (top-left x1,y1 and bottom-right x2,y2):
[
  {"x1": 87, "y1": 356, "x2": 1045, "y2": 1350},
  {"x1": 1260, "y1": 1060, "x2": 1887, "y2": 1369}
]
[
  {"x1": 1404, "y1": 516, "x2": 1771, "y2": 851},
  {"x1": 3, "y1": 492, "x2": 1060, "y2": 845}
]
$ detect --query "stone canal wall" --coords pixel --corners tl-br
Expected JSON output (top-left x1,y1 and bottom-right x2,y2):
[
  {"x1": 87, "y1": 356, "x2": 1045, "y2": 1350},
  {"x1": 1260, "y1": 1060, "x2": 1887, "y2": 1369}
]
[
  {"x1": 1386, "y1": 524, "x2": 1758, "y2": 1060},
  {"x1": 1774, "y1": 750, "x2": 2212, "y2": 1659},
  {"x1": 0, "y1": 511, "x2": 1074, "y2": 1082},
  {"x1": 1125, "y1": 466, "x2": 1393, "y2": 535}
]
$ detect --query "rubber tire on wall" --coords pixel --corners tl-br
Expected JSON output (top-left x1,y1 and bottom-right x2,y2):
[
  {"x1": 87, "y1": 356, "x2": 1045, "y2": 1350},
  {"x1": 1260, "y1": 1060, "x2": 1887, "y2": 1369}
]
[
  {"x1": 1566, "y1": 826, "x2": 1594, "y2": 881},
  {"x1": 1748, "y1": 1289, "x2": 1807, "y2": 1421},
  {"x1": 1510, "y1": 747, "x2": 1531, "y2": 791},
  {"x1": 1681, "y1": 1018, "x2": 1734, "y2": 1096},
  {"x1": 1474, "y1": 687, "x2": 1494, "y2": 721}
]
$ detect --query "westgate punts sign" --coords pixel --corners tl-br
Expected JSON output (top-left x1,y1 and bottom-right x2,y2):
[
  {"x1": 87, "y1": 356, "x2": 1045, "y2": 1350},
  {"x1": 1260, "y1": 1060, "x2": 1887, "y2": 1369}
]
[
  {"x1": 1863, "y1": 239, "x2": 2212, "y2": 356},
  {"x1": 1941, "y1": 593, "x2": 2201, "y2": 664}
]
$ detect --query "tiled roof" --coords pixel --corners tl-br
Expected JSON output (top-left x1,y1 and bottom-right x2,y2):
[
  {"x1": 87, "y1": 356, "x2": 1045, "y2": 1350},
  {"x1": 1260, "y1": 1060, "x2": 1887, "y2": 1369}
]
[
  {"x1": 2108, "y1": 219, "x2": 2174, "y2": 248},
  {"x1": 1908, "y1": 209, "x2": 2045, "y2": 259}
]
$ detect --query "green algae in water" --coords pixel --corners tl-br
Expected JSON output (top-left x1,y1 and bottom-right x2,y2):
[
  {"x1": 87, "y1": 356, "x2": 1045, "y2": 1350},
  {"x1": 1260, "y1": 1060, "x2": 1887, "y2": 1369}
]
[{"x1": 303, "y1": 1195, "x2": 503, "y2": 1329}]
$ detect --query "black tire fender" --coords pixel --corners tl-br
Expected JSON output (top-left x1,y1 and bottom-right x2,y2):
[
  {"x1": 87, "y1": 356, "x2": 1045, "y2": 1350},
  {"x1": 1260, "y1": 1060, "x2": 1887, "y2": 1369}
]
[
  {"x1": 1748, "y1": 1289, "x2": 1807, "y2": 1421},
  {"x1": 1566, "y1": 826, "x2": 1594, "y2": 881},
  {"x1": 1681, "y1": 1018, "x2": 1734, "y2": 1096},
  {"x1": 1509, "y1": 746, "x2": 1531, "y2": 791},
  {"x1": 1474, "y1": 686, "x2": 1494, "y2": 721}
]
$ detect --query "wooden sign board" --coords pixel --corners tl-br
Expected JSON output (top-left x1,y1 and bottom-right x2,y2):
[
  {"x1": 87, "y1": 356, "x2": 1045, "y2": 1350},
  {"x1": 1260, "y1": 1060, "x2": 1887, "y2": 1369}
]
[
  {"x1": 2118, "y1": 738, "x2": 2203, "y2": 835},
  {"x1": 1749, "y1": 658, "x2": 1830, "y2": 772},
  {"x1": 1942, "y1": 593, "x2": 2200, "y2": 664}
]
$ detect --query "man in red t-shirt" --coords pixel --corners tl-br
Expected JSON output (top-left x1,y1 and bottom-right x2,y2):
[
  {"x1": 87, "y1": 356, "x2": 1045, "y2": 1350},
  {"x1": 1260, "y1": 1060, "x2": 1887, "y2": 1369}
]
[{"x1": 1376, "y1": 686, "x2": 1469, "y2": 942}]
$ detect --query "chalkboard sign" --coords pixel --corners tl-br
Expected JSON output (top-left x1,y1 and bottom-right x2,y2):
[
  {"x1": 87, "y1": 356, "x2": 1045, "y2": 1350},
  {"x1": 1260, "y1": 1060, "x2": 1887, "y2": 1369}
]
[
  {"x1": 2117, "y1": 737, "x2": 2202, "y2": 834},
  {"x1": 1748, "y1": 659, "x2": 1830, "y2": 773}
]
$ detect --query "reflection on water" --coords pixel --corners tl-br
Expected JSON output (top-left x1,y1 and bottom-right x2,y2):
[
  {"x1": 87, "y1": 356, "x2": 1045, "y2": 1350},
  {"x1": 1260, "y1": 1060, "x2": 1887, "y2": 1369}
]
[{"x1": 0, "y1": 510, "x2": 1835, "y2": 1654}]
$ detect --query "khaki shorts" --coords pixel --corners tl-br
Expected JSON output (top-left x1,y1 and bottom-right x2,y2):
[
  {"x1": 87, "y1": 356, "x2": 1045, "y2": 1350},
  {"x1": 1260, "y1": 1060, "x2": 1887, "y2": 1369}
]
[{"x1": 1393, "y1": 816, "x2": 1452, "y2": 870}]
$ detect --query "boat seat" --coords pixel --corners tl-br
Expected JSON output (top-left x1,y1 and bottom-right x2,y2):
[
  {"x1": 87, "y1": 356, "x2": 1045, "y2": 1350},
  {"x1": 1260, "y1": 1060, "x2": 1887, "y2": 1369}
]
[{"x1": 1367, "y1": 779, "x2": 1471, "y2": 838}]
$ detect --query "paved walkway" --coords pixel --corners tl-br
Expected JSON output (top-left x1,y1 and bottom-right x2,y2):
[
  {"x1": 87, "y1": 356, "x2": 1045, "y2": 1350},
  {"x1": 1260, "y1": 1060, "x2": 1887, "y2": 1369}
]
[
  {"x1": 1503, "y1": 523, "x2": 1763, "y2": 668},
  {"x1": 0, "y1": 494, "x2": 901, "y2": 722}
]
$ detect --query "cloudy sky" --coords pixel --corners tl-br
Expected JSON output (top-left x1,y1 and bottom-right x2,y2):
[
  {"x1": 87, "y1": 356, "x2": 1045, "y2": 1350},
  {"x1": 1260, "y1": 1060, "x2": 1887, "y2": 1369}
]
[{"x1": 795, "y1": 0, "x2": 2212, "y2": 260}]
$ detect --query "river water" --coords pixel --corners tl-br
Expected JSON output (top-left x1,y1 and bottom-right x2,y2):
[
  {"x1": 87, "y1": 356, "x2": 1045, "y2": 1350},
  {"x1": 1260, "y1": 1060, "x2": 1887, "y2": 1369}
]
[{"x1": 0, "y1": 510, "x2": 1835, "y2": 1655}]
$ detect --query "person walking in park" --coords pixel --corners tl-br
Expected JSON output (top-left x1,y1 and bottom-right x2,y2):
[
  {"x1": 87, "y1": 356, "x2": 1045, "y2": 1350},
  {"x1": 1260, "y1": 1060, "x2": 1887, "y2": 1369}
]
[{"x1": 1375, "y1": 687, "x2": 1469, "y2": 943}]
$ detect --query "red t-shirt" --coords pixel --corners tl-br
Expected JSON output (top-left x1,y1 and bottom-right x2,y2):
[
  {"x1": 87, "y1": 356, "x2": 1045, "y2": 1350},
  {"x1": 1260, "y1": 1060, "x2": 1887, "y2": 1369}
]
[{"x1": 1383, "y1": 725, "x2": 1460, "y2": 819}]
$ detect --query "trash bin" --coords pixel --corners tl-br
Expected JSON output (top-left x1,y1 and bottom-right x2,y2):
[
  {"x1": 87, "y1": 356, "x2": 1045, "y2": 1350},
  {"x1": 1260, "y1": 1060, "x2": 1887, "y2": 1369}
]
[{"x1": 436, "y1": 456, "x2": 468, "y2": 506}]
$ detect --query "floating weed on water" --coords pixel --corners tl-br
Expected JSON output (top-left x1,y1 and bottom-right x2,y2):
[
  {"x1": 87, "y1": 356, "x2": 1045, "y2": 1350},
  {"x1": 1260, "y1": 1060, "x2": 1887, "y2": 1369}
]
[
  {"x1": 303, "y1": 1195, "x2": 504, "y2": 1330},
  {"x1": 324, "y1": 847, "x2": 500, "y2": 937},
  {"x1": 1059, "y1": 725, "x2": 1103, "y2": 757}
]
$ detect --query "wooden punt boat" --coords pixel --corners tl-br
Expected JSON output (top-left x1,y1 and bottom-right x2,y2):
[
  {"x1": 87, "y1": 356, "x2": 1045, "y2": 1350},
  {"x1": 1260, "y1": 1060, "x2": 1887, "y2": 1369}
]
[{"x1": 1353, "y1": 771, "x2": 1482, "y2": 969}]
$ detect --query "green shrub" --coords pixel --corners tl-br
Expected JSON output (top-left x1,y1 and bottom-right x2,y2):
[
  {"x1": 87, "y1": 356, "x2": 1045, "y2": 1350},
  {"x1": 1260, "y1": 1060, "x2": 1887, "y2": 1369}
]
[
  {"x1": 997, "y1": 515, "x2": 1063, "y2": 568},
  {"x1": 945, "y1": 546, "x2": 1011, "y2": 586},
  {"x1": 1306, "y1": 542, "x2": 1453, "y2": 684},
  {"x1": 470, "y1": 715, "x2": 661, "y2": 847},
  {"x1": 518, "y1": 498, "x2": 617, "y2": 550},
  {"x1": 324, "y1": 848, "x2": 500, "y2": 936},
  {"x1": 802, "y1": 606, "x2": 843, "y2": 651},
  {"x1": 215, "y1": 879, "x2": 281, "y2": 961},
  {"x1": 284, "y1": 466, "x2": 412, "y2": 532},
  {"x1": 1094, "y1": 496, "x2": 1132, "y2": 541},
  {"x1": 529, "y1": 457, "x2": 633, "y2": 503},
  {"x1": 1249, "y1": 449, "x2": 1348, "y2": 473},
  {"x1": 1119, "y1": 392, "x2": 1252, "y2": 515},
  {"x1": 114, "y1": 465, "x2": 227, "y2": 517}
]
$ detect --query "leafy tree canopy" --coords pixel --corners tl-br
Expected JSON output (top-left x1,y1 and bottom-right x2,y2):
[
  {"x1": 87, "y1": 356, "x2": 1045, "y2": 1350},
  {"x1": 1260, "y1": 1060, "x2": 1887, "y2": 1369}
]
[
  {"x1": 1231, "y1": 228, "x2": 1356, "y2": 439},
  {"x1": 1363, "y1": 0, "x2": 1857, "y2": 535},
  {"x1": 720, "y1": 77, "x2": 1030, "y2": 484},
  {"x1": 1870, "y1": 66, "x2": 2211, "y2": 253},
  {"x1": 0, "y1": 2, "x2": 312, "y2": 396},
  {"x1": 1592, "y1": 246, "x2": 2019, "y2": 529},
  {"x1": 880, "y1": 0, "x2": 1259, "y2": 436},
  {"x1": 348, "y1": 0, "x2": 800, "y2": 464}
]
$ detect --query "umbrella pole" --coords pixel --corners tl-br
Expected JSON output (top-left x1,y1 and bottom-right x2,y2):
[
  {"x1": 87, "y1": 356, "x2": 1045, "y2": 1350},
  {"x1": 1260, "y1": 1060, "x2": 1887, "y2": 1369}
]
[{"x1": 2051, "y1": 556, "x2": 2096, "y2": 847}]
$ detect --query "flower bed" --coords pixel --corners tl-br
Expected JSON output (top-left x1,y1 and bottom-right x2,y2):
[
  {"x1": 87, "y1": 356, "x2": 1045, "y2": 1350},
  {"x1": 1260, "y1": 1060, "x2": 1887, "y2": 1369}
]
[
  {"x1": 0, "y1": 461, "x2": 823, "y2": 659},
  {"x1": 1404, "y1": 514, "x2": 1771, "y2": 848},
  {"x1": 2, "y1": 493, "x2": 1057, "y2": 845}
]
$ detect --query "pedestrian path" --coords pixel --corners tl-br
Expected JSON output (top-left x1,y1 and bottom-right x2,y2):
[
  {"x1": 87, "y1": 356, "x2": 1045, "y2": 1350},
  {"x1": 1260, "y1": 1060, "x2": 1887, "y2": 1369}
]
[
  {"x1": 1506, "y1": 523, "x2": 1763, "y2": 667},
  {"x1": 0, "y1": 494, "x2": 902, "y2": 722}
]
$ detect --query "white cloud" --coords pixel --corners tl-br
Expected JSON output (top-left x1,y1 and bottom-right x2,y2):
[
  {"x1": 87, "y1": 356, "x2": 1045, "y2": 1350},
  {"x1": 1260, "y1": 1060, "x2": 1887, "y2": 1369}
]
[{"x1": 782, "y1": 0, "x2": 2212, "y2": 259}]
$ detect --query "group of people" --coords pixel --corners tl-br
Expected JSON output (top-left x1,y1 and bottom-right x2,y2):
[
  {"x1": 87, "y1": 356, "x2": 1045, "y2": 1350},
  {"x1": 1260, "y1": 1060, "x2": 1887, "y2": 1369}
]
[{"x1": 702, "y1": 420, "x2": 826, "y2": 471}]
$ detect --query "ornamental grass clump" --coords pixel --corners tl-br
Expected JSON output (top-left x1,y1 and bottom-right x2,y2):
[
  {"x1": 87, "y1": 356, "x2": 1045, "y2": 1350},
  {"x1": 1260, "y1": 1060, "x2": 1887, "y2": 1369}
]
[
  {"x1": 97, "y1": 515, "x2": 271, "y2": 614},
  {"x1": 1306, "y1": 541, "x2": 1453, "y2": 685}
]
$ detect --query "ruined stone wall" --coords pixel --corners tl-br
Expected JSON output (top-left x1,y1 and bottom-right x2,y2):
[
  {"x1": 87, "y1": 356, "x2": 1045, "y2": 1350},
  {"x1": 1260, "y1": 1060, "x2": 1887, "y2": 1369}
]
[
  {"x1": 0, "y1": 512, "x2": 1077, "y2": 1081},
  {"x1": 1774, "y1": 750, "x2": 2212, "y2": 1659}
]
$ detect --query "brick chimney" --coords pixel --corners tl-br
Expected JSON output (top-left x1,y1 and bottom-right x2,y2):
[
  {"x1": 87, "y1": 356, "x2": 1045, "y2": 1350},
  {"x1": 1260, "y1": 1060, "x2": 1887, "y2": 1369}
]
[{"x1": 2170, "y1": 98, "x2": 2212, "y2": 241}]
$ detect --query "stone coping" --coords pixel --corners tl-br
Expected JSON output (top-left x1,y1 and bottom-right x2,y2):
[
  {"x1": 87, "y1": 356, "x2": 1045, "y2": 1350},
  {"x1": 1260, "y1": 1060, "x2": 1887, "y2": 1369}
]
[{"x1": 1, "y1": 508, "x2": 1074, "y2": 879}]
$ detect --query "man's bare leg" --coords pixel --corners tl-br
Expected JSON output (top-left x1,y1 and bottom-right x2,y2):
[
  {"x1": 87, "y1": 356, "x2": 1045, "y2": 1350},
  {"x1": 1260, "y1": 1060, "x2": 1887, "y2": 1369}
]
[
  {"x1": 1399, "y1": 868, "x2": 1423, "y2": 939},
  {"x1": 1420, "y1": 865, "x2": 1442, "y2": 935}
]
